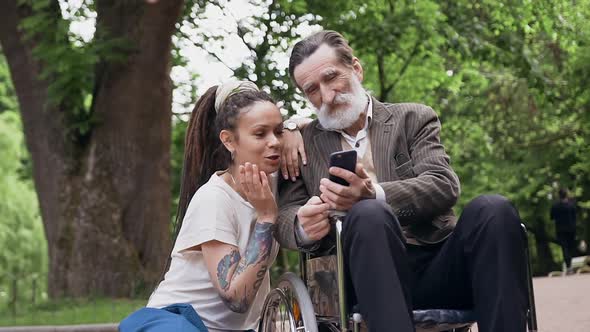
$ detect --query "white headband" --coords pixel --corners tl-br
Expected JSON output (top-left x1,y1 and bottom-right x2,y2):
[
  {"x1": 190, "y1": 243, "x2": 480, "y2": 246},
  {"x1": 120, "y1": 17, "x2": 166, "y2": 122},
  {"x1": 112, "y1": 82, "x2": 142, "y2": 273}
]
[{"x1": 214, "y1": 80, "x2": 260, "y2": 113}]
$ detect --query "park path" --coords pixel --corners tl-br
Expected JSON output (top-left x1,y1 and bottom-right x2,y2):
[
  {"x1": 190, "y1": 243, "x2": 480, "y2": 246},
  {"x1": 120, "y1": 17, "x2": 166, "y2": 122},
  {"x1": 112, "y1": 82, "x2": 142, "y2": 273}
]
[
  {"x1": 0, "y1": 274, "x2": 588, "y2": 331},
  {"x1": 530, "y1": 273, "x2": 590, "y2": 331},
  {"x1": 472, "y1": 273, "x2": 590, "y2": 331}
]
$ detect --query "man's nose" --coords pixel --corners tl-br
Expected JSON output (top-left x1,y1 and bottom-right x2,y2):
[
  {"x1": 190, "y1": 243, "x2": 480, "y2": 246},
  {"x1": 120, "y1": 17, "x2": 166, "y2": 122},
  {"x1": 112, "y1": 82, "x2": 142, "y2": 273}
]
[{"x1": 320, "y1": 85, "x2": 335, "y2": 105}]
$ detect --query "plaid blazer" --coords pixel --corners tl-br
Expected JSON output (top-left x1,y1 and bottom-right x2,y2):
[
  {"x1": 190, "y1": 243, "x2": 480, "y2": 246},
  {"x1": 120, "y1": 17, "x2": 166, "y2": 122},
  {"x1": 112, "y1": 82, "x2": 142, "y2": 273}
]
[{"x1": 275, "y1": 99, "x2": 460, "y2": 249}]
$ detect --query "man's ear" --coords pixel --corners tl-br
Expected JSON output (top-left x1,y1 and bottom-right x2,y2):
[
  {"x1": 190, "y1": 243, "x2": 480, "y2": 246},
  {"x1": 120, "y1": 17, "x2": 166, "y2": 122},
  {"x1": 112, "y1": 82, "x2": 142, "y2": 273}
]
[
  {"x1": 219, "y1": 130, "x2": 235, "y2": 154},
  {"x1": 352, "y1": 57, "x2": 364, "y2": 82}
]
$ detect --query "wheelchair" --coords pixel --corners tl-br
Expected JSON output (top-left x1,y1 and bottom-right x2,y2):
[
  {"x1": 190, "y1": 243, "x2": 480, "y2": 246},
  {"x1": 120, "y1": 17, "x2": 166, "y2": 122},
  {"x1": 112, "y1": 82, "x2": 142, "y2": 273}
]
[{"x1": 259, "y1": 214, "x2": 538, "y2": 332}]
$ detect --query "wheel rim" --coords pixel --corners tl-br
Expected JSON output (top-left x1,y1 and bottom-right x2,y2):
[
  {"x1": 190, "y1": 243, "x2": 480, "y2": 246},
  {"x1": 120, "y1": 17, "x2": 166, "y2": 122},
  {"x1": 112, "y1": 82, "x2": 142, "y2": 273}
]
[
  {"x1": 260, "y1": 288, "x2": 301, "y2": 331},
  {"x1": 259, "y1": 272, "x2": 318, "y2": 332}
]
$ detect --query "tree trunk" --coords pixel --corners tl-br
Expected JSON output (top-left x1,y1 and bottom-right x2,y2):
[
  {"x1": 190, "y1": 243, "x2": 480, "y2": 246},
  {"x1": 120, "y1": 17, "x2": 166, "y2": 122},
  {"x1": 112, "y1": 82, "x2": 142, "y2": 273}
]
[{"x1": 0, "y1": 0, "x2": 183, "y2": 297}]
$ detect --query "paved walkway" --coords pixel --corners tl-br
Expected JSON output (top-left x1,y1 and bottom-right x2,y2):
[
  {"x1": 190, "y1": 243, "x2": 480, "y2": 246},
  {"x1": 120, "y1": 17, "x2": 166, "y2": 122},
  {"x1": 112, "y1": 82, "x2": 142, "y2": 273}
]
[
  {"x1": 531, "y1": 273, "x2": 590, "y2": 331},
  {"x1": 1, "y1": 274, "x2": 588, "y2": 332},
  {"x1": 472, "y1": 273, "x2": 590, "y2": 331}
]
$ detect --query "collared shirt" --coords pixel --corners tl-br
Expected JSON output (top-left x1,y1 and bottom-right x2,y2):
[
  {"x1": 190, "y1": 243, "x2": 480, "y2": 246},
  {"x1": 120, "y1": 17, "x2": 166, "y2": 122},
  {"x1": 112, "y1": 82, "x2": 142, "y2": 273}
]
[
  {"x1": 331, "y1": 95, "x2": 385, "y2": 201},
  {"x1": 336, "y1": 95, "x2": 373, "y2": 158},
  {"x1": 296, "y1": 94, "x2": 386, "y2": 246}
]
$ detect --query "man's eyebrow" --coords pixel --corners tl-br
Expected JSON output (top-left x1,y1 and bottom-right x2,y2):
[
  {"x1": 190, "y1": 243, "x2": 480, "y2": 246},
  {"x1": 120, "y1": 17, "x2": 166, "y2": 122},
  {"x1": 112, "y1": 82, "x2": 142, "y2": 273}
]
[
  {"x1": 302, "y1": 82, "x2": 315, "y2": 91},
  {"x1": 322, "y1": 68, "x2": 337, "y2": 76},
  {"x1": 302, "y1": 69, "x2": 337, "y2": 91}
]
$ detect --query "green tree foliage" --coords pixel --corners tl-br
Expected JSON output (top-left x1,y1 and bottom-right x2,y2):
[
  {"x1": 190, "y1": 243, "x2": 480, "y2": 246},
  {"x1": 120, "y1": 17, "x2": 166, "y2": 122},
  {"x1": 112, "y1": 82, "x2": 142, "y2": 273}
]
[
  {"x1": 0, "y1": 55, "x2": 18, "y2": 114},
  {"x1": 301, "y1": 0, "x2": 590, "y2": 274},
  {"x1": 0, "y1": 111, "x2": 47, "y2": 306},
  {"x1": 169, "y1": 0, "x2": 590, "y2": 276},
  {"x1": 174, "y1": 0, "x2": 318, "y2": 110}
]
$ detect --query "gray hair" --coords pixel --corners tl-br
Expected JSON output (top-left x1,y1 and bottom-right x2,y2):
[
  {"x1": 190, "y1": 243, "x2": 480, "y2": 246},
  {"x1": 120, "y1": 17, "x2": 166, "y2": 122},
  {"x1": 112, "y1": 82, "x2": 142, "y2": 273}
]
[{"x1": 288, "y1": 30, "x2": 354, "y2": 87}]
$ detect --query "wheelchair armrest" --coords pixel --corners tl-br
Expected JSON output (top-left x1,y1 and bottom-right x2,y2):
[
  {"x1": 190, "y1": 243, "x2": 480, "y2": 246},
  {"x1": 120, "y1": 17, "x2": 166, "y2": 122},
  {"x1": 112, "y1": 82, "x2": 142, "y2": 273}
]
[{"x1": 413, "y1": 308, "x2": 475, "y2": 325}]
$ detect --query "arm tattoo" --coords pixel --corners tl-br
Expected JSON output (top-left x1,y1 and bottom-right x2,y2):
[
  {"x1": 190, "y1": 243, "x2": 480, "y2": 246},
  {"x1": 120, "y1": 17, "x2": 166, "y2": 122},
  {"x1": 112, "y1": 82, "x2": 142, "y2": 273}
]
[
  {"x1": 216, "y1": 249, "x2": 240, "y2": 291},
  {"x1": 243, "y1": 222, "x2": 276, "y2": 267},
  {"x1": 216, "y1": 222, "x2": 275, "y2": 313},
  {"x1": 253, "y1": 265, "x2": 268, "y2": 291},
  {"x1": 222, "y1": 285, "x2": 249, "y2": 313}
]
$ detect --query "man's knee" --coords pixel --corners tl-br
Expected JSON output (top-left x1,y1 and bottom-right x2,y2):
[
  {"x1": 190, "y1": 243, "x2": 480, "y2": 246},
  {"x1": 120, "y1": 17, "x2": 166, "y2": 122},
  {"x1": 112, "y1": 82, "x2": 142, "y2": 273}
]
[
  {"x1": 465, "y1": 194, "x2": 521, "y2": 236},
  {"x1": 344, "y1": 199, "x2": 402, "y2": 238}
]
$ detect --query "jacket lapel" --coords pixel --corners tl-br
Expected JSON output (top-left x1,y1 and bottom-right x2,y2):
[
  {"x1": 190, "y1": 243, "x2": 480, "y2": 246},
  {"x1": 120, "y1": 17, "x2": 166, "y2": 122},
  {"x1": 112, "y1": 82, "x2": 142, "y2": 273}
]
[
  {"x1": 313, "y1": 126, "x2": 342, "y2": 168},
  {"x1": 369, "y1": 98, "x2": 394, "y2": 181}
]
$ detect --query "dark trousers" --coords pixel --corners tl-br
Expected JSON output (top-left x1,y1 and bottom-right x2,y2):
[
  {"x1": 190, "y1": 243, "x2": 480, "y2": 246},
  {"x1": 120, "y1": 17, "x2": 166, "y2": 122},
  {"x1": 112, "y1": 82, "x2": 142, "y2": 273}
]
[
  {"x1": 341, "y1": 195, "x2": 528, "y2": 332},
  {"x1": 557, "y1": 231, "x2": 576, "y2": 268}
]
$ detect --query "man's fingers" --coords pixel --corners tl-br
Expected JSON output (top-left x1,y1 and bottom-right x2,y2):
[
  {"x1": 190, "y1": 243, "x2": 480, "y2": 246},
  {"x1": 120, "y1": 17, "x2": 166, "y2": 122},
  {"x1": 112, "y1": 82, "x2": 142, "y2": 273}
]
[
  {"x1": 305, "y1": 218, "x2": 330, "y2": 236},
  {"x1": 300, "y1": 204, "x2": 330, "y2": 218},
  {"x1": 308, "y1": 221, "x2": 331, "y2": 240},
  {"x1": 300, "y1": 200, "x2": 330, "y2": 217},
  {"x1": 355, "y1": 163, "x2": 370, "y2": 179},
  {"x1": 320, "y1": 178, "x2": 353, "y2": 198},
  {"x1": 320, "y1": 188, "x2": 353, "y2": 205},
  {"x1": 320, "y1": 193, "x2": 353, "y2": 211},
  {"x1": 307, "y1": 196, "x2": 324, "y2": 205},
  {"x1": 302, "y1": 211, "x2": 329, "y2": 226},
  {"x1": 328, "y1": 166, "x2": 358, "y2": 184}
]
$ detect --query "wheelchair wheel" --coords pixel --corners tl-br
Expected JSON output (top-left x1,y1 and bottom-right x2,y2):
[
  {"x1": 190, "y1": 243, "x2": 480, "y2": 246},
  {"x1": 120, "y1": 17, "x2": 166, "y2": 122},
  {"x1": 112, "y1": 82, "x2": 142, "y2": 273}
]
[{"x1": 259, "y1": 272, "x2": 318, "y2": 332}]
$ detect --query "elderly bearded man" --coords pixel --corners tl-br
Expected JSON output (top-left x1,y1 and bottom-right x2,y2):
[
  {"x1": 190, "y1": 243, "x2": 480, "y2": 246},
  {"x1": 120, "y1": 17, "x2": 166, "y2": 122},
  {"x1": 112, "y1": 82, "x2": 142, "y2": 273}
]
[{"x1": 275, "y1": 30, "x2": 528, "y2": 332}]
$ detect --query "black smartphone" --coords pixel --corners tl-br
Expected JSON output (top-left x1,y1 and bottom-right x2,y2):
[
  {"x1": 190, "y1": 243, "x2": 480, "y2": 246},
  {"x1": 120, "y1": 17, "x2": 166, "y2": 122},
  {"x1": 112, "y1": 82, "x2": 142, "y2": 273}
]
[{"x1": 329, "y1": 150, "x2": 357, "y2": 186}]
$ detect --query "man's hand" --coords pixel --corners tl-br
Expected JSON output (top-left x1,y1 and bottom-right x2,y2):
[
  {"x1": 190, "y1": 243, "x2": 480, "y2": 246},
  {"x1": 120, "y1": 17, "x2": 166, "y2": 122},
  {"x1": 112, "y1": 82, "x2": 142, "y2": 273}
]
[
  {"x1": 297, "y1": 196, "x2": 331, "y2": 241},
  {"x1": 319, "y1": 163, "x2": 376, "y2": 211}
]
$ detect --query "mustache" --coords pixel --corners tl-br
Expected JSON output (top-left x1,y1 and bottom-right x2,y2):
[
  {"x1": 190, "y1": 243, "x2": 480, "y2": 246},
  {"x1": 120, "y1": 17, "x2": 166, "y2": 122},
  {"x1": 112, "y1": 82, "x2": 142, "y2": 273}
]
[{"x1": 319, "y1": 92, "x2": 354, "y2": 113}]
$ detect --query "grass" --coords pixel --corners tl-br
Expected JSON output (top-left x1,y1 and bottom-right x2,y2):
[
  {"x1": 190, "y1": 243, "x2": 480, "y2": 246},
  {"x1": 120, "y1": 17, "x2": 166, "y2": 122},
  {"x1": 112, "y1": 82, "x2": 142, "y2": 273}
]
[{"x1": 0, "y1": 297, "x2": 147, "y2": 326}]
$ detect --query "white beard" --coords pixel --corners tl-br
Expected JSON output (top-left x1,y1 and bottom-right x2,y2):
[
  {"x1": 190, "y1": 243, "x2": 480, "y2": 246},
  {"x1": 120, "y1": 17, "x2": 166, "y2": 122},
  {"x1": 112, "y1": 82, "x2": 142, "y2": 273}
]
[{"x1": 315, "y1": 75, "x2": 368, "y2": 131}]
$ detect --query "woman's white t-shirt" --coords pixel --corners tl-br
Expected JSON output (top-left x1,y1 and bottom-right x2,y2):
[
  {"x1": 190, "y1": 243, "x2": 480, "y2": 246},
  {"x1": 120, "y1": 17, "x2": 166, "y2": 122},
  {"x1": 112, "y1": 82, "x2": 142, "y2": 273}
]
[{"x1": 147, "y1": 172, "x2": 279, "y2": 332}]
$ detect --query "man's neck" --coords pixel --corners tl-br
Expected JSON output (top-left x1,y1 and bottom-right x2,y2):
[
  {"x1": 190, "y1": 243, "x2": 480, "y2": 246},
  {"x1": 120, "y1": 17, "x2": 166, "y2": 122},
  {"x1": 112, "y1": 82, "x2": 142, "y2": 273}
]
[
  {"x1": 343, "y1": 112, "x2": 365, "y2": 137},
  {"x1": 343, "y1": 104, "x2": 369, "y2": 137}
]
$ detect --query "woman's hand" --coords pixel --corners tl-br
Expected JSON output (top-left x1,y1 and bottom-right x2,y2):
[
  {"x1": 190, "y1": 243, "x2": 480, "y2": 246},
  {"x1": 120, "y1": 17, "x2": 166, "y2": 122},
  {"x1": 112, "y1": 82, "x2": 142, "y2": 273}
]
[
  {"x1": 280, "y1": 129, "x2": 307, "y2": 182},
  {"x1": 238, "y1": 163, "x2": 278, "y2": 221}
]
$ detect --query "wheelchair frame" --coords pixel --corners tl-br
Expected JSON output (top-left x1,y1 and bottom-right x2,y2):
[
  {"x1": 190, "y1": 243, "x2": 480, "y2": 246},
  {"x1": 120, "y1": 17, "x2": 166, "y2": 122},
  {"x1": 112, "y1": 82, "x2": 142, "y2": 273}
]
[{"x1": 260, "y1": 216, "x2": 538, "y2": 332}]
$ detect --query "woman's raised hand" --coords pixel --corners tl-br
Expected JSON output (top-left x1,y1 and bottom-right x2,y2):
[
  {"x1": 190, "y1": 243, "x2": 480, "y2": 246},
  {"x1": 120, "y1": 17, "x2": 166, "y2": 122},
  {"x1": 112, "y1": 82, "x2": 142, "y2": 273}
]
[{"x1": 238, "y1": 163, "x2": 278, "y2": 222}]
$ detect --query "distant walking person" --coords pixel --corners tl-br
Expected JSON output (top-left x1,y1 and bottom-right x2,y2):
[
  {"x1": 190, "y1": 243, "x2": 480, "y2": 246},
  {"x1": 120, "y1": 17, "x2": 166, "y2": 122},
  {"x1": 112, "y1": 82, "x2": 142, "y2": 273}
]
[{"x1": 550, "y1": 188, "x2": 577, "y2": 272}]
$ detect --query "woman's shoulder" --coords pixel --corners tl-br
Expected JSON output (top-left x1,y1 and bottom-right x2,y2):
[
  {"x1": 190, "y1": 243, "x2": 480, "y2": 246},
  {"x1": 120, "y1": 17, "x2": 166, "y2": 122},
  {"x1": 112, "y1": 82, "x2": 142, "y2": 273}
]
[
  {"x1": 180, "y1": 173, "x2": 241, "y2": 235},
  {"x1": 190, "y1": 173, "x2": 237, "y2": 208}
]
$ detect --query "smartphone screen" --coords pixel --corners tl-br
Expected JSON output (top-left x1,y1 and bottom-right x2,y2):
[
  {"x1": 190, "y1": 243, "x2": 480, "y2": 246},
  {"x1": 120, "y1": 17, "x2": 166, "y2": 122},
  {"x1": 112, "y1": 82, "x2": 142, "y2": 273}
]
[{"x1": 329, "y1": 150, "x2": 357, "y2": 186}]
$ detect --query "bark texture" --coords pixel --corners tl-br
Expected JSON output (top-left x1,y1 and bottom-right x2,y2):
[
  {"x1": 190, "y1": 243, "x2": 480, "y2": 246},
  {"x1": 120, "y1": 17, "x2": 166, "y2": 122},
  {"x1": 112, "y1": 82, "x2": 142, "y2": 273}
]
[{"x1": 0, "y1": 0, "x2": 183, "y2": 297}]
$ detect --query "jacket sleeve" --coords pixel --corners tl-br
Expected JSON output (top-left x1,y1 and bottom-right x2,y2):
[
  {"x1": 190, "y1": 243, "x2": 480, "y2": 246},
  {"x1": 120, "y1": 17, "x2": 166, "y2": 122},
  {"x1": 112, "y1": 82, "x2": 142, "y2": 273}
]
[
  {"x1": 275, "y1": 176, "x2": 309, "y2": 250},
  {"x1": 380, "y1": 105, "x2": 460, "y2": 224}
]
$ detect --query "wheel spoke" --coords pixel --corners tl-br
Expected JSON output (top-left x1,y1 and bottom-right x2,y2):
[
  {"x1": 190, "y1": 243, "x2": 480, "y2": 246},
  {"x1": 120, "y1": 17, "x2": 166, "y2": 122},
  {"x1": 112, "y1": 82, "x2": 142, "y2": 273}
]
[{"x1": 260, "y1": 273, "x2": 318, "y2": 332}]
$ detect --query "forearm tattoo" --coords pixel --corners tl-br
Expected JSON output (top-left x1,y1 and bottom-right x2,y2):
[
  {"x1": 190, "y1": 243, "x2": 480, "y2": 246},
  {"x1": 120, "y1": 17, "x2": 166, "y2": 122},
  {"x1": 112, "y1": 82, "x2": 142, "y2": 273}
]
[
  {"x1": 223, "y1": 285, "x2": 249, "y2": 313},
  {"x1": 215, "y1": 222, "x2": 276, "y2": 313},
  {"x1": 243, "y1": 222, "x2": 276, "y2": 267},
  {"x1": 217, "y1": 249, "x2": 240, "y2": 291}
]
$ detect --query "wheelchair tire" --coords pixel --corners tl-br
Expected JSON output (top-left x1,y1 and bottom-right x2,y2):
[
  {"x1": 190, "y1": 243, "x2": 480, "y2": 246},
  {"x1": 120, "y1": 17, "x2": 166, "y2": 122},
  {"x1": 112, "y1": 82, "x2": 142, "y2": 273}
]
[{"x1": 259, "y1": 272, "x2": 318, "y2": 332}]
